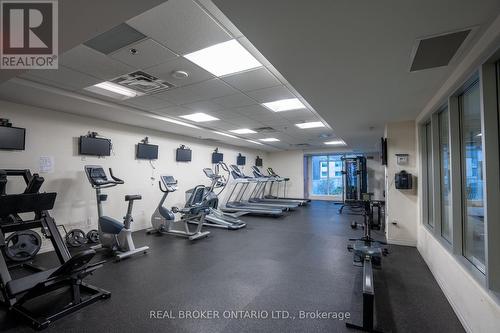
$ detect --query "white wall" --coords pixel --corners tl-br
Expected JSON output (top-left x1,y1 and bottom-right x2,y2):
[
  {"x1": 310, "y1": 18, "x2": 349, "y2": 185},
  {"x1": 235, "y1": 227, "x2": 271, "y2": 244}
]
[
  {"x1": 0, "y1": 100, "x2": 267, "y2": 245},
  {"x1": 266, "y1": 150, "x2": 304, "y2": 198},
  {"x1": 384, "y1": 120, "x2": 418, "y2": 246},
  {"x1": 412, "y1": 14, "x2": 500, "y2": 333}
]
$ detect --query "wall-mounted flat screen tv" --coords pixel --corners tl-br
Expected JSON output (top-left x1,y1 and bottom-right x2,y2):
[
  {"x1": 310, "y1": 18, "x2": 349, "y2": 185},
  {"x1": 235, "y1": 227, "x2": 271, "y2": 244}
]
[
  {"x1": 381, "y1": 137, "x2": 388, "y2": 166},
  {"x1": 255, "y1": 157, "x2": 263, "y2": 167},
  {"x1": 79, "y1": 136, "x2": 111, "y2": 156},
  {"x1": 0, "y1": 126, "x2": 25, "y2": 150},
  {"x1": 212, "y1": 152, "x2": 223, "y2": 164},
  {"x1": 237, "y1": 155, "x2": 246, "y2": 166},
  {"x1": 176, "y1": 148, "x2": 192, "y2": 162},
  {"x1": 137, "y1": 143, "x2": 158, "y2": 160}
]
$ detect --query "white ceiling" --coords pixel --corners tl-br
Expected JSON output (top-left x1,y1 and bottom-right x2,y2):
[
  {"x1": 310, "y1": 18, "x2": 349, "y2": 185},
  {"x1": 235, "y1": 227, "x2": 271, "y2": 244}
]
[
  {"x1": 0, "y1": 0, "x2": 334, "y2": 151},
  {"x1": 1, "y1": 0, "x2": 497, "y2": 151},
  {"x1": 212, "y1": 0, "x2": 500, "y2": 150}
]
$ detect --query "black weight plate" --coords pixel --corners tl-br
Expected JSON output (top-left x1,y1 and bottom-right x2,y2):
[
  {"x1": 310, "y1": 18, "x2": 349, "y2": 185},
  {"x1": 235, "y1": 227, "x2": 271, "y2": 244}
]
[
  {"x1": 4, "y1": 230, "x2": 42, "y2": 262},
  {"x1": 65, "y1": 229, "x2": 86, "y2": 247},
  {"x1": 86, "y1": 229, "x2": 100, "y2": 243}
]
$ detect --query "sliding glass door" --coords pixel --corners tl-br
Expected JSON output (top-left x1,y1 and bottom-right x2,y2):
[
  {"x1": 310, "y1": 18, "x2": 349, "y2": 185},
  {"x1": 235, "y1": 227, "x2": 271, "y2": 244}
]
[{"x1": 310, "y1": 155, "x2": 343, "y2": 200}]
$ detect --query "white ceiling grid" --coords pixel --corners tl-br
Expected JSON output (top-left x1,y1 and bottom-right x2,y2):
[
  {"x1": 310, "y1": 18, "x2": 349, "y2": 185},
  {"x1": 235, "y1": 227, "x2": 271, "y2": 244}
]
[{"x1": 7, "y1": 0, "x2": 336, "y2": 150}]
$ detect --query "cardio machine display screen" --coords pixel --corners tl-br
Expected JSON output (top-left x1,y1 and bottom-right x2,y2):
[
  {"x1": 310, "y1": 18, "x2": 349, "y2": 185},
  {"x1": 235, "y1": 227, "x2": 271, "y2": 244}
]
[
  {"x1": 161, "y1": 176, "x2": 176, "y2": 185},
  {"x1": 137, "y1": 143, "x2": 158, "y2": 160},
  {"x1": 79, "y1": 136, "x2": 111, "y2": 156},
  {"x1": 0, "y1": 126, "x2": 26, "y2": 150}
]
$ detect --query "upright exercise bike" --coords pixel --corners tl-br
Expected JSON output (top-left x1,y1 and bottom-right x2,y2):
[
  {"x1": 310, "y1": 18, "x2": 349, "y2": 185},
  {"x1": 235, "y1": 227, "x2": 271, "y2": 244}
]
[
  {"x1": 148, "y1": 175, "x2": 210, "y2": 241},
  {"x1": 84, "y1": 165, "x2": 149, "y2": 260}
]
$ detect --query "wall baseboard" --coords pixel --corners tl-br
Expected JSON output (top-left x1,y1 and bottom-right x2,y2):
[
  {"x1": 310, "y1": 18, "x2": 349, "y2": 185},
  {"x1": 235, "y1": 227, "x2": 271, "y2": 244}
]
[{"x1": 386, "y1": 238, "x2": 417, "y2": 247}]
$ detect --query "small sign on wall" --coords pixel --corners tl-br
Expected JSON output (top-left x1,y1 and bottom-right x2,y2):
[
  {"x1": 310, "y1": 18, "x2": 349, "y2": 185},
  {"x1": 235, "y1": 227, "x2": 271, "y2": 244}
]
[{"x1": 39, "y1": 156, "x2": 55, "y2": 173}]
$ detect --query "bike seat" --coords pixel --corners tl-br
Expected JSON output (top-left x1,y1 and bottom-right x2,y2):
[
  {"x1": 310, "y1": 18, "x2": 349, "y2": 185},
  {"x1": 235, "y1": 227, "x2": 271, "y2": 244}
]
[{"x1": 125, "y1": 195, "x2": 142, "y2": 201}]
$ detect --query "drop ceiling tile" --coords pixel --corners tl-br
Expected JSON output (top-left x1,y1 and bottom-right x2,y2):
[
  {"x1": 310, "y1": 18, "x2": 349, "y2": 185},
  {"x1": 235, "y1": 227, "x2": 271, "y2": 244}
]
[
  {"x1": 110, "y1": 39, "x2": 177, "y2": 69},
  {"x1": 231, "y1": 104, "x2": 269, "y2": 117},
  {"x1": 20, "y1": 65, "x2": 100, "y2": 91},
  {"x1": 154, "y1": 79, "x2": 237, "y2": 105},
  {"x1": 246, "y1": 85, "x2": 295, "y2": 103},
  {"x1": 151, "y1": 106, "x2": 192, "y2": 117},
  {"x1": 212, "y1": 93, "x2": 256, "y2": 108},
  {"x1": 222, "y1": 68, "x2": 281, "y2": 92},
  {"x1": 61, "y1": 45, "x2": 134, "y2": 80},
  {"x1": 121, "y1": 95, "x2": 173, "y2": 110},
  {"x1": 182, "y1": 100, "x2": 223, "y2": 113},
  {"x1": 145, "y1": 57, "x2": 213, "y2": 87},
  {"x1": 83, "y1": 23, "x2": 146, "y2": 55},
  {"x1": 127, "y1": 0, "x2": 231, "y2": 54}
]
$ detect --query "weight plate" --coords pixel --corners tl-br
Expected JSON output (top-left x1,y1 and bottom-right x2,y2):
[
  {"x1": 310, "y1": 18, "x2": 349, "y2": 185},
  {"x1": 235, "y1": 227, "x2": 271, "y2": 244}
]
[
  {"x1": 65, "y1": 229, "x2": 87, "y2": 247},
  {"x1": 4, "y1": 230, "x2": 42, "y2": 262},
  {"x1": 86, "y1": 229, "x2": 100, "y2": 243}
]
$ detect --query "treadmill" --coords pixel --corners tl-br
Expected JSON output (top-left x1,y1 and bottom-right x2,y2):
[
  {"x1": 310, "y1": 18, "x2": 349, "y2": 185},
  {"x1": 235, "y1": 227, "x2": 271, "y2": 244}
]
[
  {"x1": 251, "y1": 166, "x2": 307, "y2": 206},
  {"x1": 229, "y1": 165, "x2": 297, "y2": 210},
  {"x1": 220, "y1": 164, "x2": 283, "y2": 216},
  {"x1": 266, "y1": 167, "x2": 311, "y2": 203}
]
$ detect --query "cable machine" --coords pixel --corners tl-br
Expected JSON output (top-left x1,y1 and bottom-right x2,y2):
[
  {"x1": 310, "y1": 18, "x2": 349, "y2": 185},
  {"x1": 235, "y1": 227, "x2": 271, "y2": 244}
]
[{"x1": 339, "y1": 156, "x2": 367, "y2": 214}]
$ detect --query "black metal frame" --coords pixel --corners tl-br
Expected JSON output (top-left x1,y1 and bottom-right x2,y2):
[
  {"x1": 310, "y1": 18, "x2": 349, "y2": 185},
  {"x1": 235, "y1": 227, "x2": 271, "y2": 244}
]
[{"x1": 0, "y1": 169, "x2": 110, "y2": 330}]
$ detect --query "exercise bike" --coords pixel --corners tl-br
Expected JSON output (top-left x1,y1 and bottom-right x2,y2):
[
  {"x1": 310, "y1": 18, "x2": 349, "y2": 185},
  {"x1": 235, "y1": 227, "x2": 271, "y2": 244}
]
[
  {"x1": 84, "y1": 165, "x2": 149, "y2": 260},
  {"x1": 148, "y1": 175, "x2": 210, "y2": 241}
]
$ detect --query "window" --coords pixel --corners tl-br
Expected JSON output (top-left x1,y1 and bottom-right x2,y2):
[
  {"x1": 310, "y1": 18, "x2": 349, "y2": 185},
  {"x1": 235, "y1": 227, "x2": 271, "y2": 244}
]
[
  {"x1": 459, "y1": 80, "x2": 485, "y2": 273},
  {"x1": 439, "y1": 109, "x2": 452, "y2": 242},
  {"x1": 310, "y1": 155, "x2": 344, "y2": 199},
  {"x1": 425, "y1": 122, "x2": 434, "y2": 227}
]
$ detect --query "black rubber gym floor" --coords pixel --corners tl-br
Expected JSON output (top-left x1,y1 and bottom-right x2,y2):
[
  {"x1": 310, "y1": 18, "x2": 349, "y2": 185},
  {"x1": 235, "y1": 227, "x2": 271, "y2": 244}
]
[{"x1": 0, "y1": 201, "x2": 464, "y2": 332}]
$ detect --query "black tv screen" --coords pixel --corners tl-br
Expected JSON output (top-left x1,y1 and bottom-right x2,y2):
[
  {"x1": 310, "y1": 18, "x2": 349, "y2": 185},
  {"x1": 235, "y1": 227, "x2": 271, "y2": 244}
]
[
  {"x1": 237, "y1": 155, "x2": 246, "y2": 166},
  {"x1": 381, "y1": 137, "x2": 387, "y2": 166},
  {"x1": 0, "y1": 126, "x2": 25, "y2": 150},
  {"x1": 137, "y1": 143, "x2": 158, "y2": 160},
  {"x1": 176, "y1": 148, "x2": 192, "y2": 162},
  {"x1": 212, "y1": 152, "x2": 223, "y2": 164},
  {"x1": 79, "y1": 136, "x2": 111, "y2": 156},
  {"x1": 255, "y1": 157, "x2": 263, "y2": 167}
]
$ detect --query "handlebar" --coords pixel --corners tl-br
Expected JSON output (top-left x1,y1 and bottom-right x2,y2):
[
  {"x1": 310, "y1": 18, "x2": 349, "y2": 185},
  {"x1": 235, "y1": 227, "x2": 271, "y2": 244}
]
[{"x1": 109, "y1": 168, "x2": 124, "y2": 184}]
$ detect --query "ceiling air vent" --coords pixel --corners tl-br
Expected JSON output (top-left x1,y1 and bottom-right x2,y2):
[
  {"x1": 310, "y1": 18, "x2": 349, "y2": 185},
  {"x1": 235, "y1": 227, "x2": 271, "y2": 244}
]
[
  {"x1": 410, "y1": 29, "x2": 471, "y2": 72},
  {"x1": 293, "y1": 143, "x2": 311, "y2": 148},
  {"x1": 110, "y1": 71, "x2": 175, "y2": 95},
  {"x1": 253, "y1": 127, "x2": 277, "y2": 133},
  {"x1": 84, "y1": 23, "x2": 146, "y2": 55}
]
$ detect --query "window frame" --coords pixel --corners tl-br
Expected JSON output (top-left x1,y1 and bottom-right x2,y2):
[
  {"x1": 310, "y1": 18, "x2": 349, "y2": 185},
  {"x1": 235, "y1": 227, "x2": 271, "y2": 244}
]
[{"x1": 418, "y1": 49, "x2": 500, "y2": 292}]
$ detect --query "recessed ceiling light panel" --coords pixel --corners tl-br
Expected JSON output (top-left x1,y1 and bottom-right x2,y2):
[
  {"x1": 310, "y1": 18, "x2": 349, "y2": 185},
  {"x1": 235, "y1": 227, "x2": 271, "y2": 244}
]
[
  {"x1": 246, "y1": 139, "x2": 263, "y2": 145},
  {"x1": 259, "y1": 138, "x2": 280, "y2": 142},
  {"x1": 295, "y1": 121, "x2": 325, "y2": 129},
  {"x1": 324, "y1": 139, "x2": 346, "y2": 146},
  {"x1": 262, "y1": 98, "x2": 306, "y2": 112},
  {"x1": 230, "y1": 128, "x2": 257, "y2": 134},
  {"x1": 184, "y1": 39, "x2": 262, "y2": 77},
  {"x1": 213, "y1": 131, "x2": 238, "y2": 138},
  {"x1": 180, "y1": 112, "x2": 219, "y2": 122},
  {"x1": 85, "y1": 81, "x2": 142, "y2": 100}
]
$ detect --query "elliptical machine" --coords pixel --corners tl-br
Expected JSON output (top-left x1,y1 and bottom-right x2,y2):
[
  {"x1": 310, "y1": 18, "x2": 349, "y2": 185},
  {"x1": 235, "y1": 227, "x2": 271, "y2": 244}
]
[
  {"x1": 84, "y1": 165, "x2": 149, "y2": 260},
  {"x1": 186, "y1": 163, "x2": 247, "y2": 230},
  {"x1": 148, "y1": 175, "x2": 210, "y2": 241}
]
